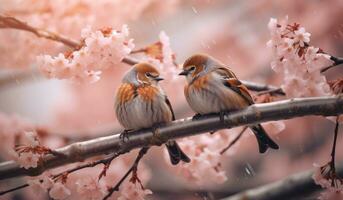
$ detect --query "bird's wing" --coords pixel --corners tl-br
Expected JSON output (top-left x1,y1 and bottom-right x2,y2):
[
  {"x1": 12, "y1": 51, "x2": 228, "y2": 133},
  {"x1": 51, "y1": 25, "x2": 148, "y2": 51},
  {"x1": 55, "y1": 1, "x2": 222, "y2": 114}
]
[
  {"x1": 164, "y1": 96, "x2": 176, "y2": 120},
  {"x1": 213, "y1": 67, "x2": 255, "y2": 105}
]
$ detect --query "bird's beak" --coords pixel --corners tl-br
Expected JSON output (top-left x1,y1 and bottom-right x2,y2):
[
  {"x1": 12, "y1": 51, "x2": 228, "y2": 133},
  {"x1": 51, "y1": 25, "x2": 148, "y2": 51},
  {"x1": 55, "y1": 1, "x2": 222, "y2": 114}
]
[
  {"x1": 178, "y1": 70, "x2": 188, "y2": 76},
  {"x1": 154, "y1": 77, "x2": 164, "y2": 82}
]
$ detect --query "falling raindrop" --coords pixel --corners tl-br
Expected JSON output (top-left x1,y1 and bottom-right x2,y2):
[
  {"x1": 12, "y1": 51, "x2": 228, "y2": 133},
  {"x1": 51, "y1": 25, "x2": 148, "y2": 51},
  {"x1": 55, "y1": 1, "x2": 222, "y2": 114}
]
[
  {"x1": 245, "y1": 167, "x2": 251, "y2": 175},
  {"x1": 245, "y1": 163, "x2": 256, "y2": 176},
  {"x1": 191, "y1": 6, "x2": 198, "y2": 14},
  {"x1": 200, "y1": 41, "x2": 211, "y2": 50},
  {"x1": 151, "y1": 18, "x2": 156, "y2": 26}
]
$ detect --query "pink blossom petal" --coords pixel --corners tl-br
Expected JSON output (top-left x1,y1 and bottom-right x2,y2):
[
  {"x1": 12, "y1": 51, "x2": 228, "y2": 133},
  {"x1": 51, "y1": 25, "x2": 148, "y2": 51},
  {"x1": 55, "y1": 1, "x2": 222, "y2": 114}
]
[
  {"x1": 49, "y1": 182, "x2": 71, "y2": 200},
  {"x1": 16, "y1": 152, "x2": 40, "y2": 169}
]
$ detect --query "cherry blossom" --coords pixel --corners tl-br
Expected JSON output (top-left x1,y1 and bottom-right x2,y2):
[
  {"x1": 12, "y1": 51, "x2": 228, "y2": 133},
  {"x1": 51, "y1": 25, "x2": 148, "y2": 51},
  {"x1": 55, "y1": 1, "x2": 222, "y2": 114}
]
[
  {"x1": 0, "y1": 0, "x2": 180, "y2": 69},
  {"x1": 313, "y1": 162, "x2": 343, "y2": 200},
  {"x1": 75, "y1": 177, "x2": 106, "y2": 200},
  {"x1": 117, "y1": 181, "x2": 152, "y2": 200},
  {"x1": 294, "y1": 27, "x2": 311, "y2": 47},
  {"x1": 166, "y1": 121, "x2": 285, "y2": 186},
  {"x1": 37, "y1": 25, "x2": 134, "y2": 82},
  {"x1": 134, "y1": 31, "x2": 179, "y2": 80},
  {"x1": 267, "y1": 17, "x2": 333, "y2": 97},
  {"x1": 318, "y1": 188, "x2": 343, "y2": 200},
  {"x1": 0, "y1": 113, "x2": 36, "y2": 159},
  {"x1": 22, "y1": 131, "x2": 40, "y2": 147},
  {"x1": 313, "y1": 163, "x2": 332, "y2": 189},
  {"x1": 168, "y1": 135, "x2": 228, "y2": 186},
  {"x1": 27, "y1": 173, "x2": 54, "y2": 195},
  {"x1": 49, "y1": 182, "x2": 71, "y2": 200},
  {"x1": 16, "y1": 152, "x2": 40, "y2": 169}
]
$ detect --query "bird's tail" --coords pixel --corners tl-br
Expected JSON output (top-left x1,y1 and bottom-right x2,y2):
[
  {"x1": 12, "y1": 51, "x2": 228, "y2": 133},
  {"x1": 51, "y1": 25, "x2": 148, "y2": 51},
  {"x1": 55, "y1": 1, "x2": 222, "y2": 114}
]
[
  {"x1": 250, "y1": 124, "x2": 279, "y2": 153},
  {"x1": 165, "y1": 140, "x2": 191, "y2": 165}
]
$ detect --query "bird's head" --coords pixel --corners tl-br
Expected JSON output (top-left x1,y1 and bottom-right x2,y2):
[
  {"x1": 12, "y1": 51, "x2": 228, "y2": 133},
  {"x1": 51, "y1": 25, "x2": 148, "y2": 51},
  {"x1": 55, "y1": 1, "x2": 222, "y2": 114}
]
[
  {"x1": 123, "y1": 63, "x2": 163, "y2": 86},
  {"x1": 179, "y1": 53, "x2": 219, "y2": 83}
]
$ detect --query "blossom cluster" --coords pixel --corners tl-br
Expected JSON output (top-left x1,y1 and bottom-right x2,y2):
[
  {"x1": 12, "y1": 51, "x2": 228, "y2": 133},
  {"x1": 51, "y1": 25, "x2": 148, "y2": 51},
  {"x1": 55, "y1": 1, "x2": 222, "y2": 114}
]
[
  {"x1": 15, "y1": 131, "x2": 42, "y2": 169},
  {"x1": 134, "y1": 31, "x2": 180, "y2": 80},
  {"x1": 0, "y1": 112, "x2": 36, "y2": 160},
  {"x1": 36, "y1": 26, "x2": 179, "y2": 83},
  {"x1": 0, "y1": 112, "x2": 152, "y2": 200},
  {"x1": 312, "y1": 163, "x2": 343, "y2": 200},
  {"x1": 24, "y1": 153, "x2": 152, "y2": 200},
  {"x1": 267, "y1": 17, "x2": 333, "y2": 97},
  {"x1": 37, "y1": 25, "x2": 134, "y2": 83},
  {"x1": 0, "y1": 0, "x2": 180, "y2": 69},
  {"x1": 173, "y1": 135, "x2": 228, "y2": 186},
  {"x1": 165, "y1": 121, "x2": 284, "y2": 187}
]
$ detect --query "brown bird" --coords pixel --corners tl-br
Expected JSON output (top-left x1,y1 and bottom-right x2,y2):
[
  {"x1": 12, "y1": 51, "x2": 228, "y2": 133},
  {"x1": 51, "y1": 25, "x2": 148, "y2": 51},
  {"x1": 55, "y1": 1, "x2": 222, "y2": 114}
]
[
  {"x1": 115, "y1": 62, "x2": 190, "y2": 164},
  {"x1": 179, "y1": 53, "x2": 279, "y2": 153}
]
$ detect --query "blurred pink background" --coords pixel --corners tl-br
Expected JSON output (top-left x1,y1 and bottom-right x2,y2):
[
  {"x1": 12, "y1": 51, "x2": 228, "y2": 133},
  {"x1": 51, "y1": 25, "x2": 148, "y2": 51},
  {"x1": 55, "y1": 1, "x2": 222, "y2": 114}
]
[{"x1": 0, "y1": 0, "x2": 342, "y2": 199}]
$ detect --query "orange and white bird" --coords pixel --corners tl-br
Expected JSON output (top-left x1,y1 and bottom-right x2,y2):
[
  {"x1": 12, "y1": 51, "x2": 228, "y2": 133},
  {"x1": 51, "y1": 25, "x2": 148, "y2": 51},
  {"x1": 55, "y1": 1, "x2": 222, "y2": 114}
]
[
  {"x1": 115, "y1": 63, "x2": 190, "y2": 165},
  {"x1": 179, "y1": 54, "x2": 279, "y2": 153}
]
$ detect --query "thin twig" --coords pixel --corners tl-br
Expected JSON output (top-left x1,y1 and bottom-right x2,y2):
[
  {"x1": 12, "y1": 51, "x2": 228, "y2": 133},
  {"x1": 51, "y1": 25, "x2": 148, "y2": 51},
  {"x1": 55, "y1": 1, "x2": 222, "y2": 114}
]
[
  {"x1": 329, "y1": 116, "x2": 340, "y2": 186},
  {"x1": 0, "y1": 152, "x2": 124, "y2": 196},
  {"x1": 103, "y1": 147, "x2": 150, "y2": 200},
  {"x1": 0, "y1": 14, "x2": 79, "y2": 48},
  {"x1": 255, "y1": 88, "x2": 284, "y2": 96},
  {"x1": 320, "y1": 56, "x2": 343, "y2": 73},
  {"x1": 222, "y1": 162, "x2": 343, "y2": 200},
  {"x1": 52, "y1": 151, "x2": 124, "y2": 181},
  {"x1": 220, "y1": 126, "x2": 248, "y2": 155},
  {"x1": 0, "y1": 183, "x2": 29, "y2": 196},
  {"x1": 0, "y1": 96, "x2": 341, "y2": 180}
]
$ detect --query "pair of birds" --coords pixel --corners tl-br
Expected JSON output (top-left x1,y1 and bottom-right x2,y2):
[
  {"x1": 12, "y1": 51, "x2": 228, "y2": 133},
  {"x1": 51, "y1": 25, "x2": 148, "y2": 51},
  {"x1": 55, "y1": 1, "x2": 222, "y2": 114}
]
[{"x1": 115, "y1": 53, "x2": 279, "y2": 165}]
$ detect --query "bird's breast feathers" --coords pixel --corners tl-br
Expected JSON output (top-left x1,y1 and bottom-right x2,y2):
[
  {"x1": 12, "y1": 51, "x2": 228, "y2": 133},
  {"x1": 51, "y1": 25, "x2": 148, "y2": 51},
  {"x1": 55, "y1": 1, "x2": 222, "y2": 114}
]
[
  {"x1": 117, "y1": 83, "x2": 160, "y2": 103},
  {"x1": 137, "y1": 85, "x2": 160, "y2": 101},
  {"x1": 116, "y1": 83, "x2": 137, "y2": 103},
  {"x1": 115, "y1": 83, "x2": 171, "y2": 130},
  {"x1": 185, "y1": 75, "x2": 209, "y2": 94}
]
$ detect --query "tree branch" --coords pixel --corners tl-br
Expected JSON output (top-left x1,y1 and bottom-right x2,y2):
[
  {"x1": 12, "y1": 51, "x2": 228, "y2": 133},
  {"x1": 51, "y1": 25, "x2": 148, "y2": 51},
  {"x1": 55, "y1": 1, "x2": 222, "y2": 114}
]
[
  {"x1": 0, "y1": 152, "x2": 124, "y2": 196},
  {"x1": 0, "y1": 14, "x2": 79, "y2": 48},
  {"x1": 103, "y1": 147, "x2": 150, "y2": 200},
  {"x1": 321, "y1": 56, "x2": 343, "y2": 73},
  {"x1": 221, "y1": 161, "x2": 343, "y2": 200},
  {"x1": 220, "y1": 126, "x2": 248, "y2": 154},
  {"x1": 0, "y1": 95, "x2": 341, "y2": 180}
]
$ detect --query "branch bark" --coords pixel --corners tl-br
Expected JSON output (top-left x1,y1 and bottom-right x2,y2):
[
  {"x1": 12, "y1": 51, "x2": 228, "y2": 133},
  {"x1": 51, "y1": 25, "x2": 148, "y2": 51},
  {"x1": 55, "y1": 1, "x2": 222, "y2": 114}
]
[
  {"x1": 0, "y1": 14, "x2": 79, "y2": 48},
  {"x1": 0, "y1": 95, "x2": 342, "y2": 180},
  {"x1": 221, "y1": 162, "x2": 343, "y2": 200}
]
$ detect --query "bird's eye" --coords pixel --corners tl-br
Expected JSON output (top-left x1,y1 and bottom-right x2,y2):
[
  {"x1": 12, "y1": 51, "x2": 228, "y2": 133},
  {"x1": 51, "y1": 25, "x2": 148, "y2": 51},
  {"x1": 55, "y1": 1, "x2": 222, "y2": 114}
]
[
  {"x1": 145, "y1": 72, "x2": 153, "y2": 78},
  {"x1": 189, "y1": 66, "x2": 196, "y2": 71}
]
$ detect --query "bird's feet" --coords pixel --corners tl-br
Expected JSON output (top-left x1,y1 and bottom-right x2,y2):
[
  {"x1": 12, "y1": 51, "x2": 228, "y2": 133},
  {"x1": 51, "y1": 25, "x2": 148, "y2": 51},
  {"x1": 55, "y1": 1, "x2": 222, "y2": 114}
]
[
  {"x1": 219, "y1": 111, "x2": 228, "y2": 124},
  {"x1": 119, "y1": 129, "x2": 131, "y2": 142},
  {"x1": 192, "y1": 113, "x2": 203, "y2": 120},
  {"x1": 151, "y1": 124, "x2": 164, "y2": 146}
]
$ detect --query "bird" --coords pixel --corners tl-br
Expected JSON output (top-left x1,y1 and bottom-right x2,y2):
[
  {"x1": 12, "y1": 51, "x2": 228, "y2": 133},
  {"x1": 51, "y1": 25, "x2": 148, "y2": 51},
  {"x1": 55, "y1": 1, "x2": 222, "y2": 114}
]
[
  {"x1": 115, "y1": 62, "x2": 190, "y2": 165},
  {"x1": 179, "y1": 53, "x2": 279, "y2": 153}
]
